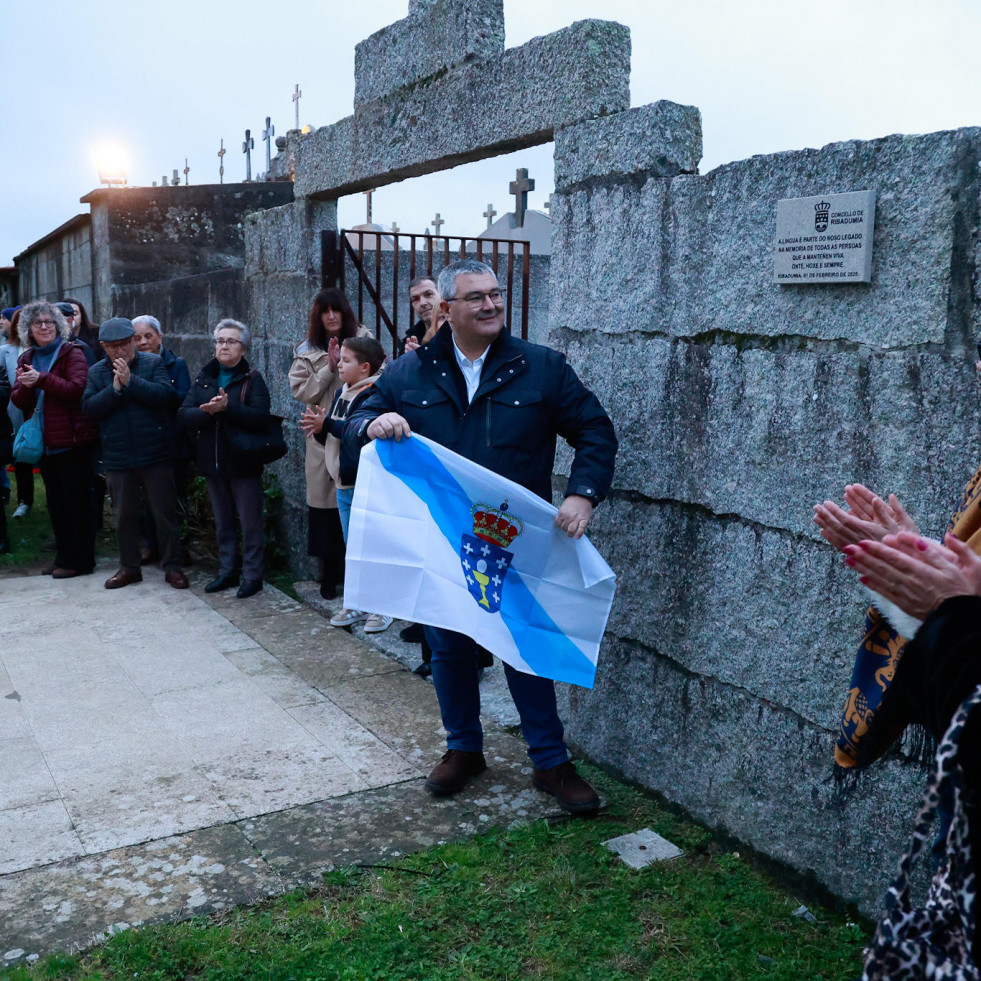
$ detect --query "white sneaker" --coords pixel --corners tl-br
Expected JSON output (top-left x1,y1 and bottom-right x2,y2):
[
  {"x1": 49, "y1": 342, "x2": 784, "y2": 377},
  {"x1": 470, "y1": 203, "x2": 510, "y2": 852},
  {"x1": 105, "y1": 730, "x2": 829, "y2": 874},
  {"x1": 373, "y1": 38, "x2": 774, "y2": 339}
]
[
  {"x1": 363, "y1": 613, "x2": 393, "y2": 633},
  {"x1": 330, "y1": 608, "x2": 367, "y2": 627},
  {"x1": 12, "y1": 503, "x2": 29, "y2": 518}
]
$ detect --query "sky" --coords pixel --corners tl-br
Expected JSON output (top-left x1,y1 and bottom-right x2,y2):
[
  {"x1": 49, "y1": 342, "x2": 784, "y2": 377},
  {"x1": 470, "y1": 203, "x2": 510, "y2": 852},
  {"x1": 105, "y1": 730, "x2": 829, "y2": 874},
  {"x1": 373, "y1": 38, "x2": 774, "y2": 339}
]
[{"x1": 4, "y1": 0, "x2": 981, "y2": 267}]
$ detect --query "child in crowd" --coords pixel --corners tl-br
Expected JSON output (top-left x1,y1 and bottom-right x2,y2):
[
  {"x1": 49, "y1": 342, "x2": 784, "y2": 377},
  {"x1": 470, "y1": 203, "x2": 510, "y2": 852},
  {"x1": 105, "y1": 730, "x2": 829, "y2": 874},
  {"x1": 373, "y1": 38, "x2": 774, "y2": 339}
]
[{"x1": 300, "y1": 336, "x2": 390, "y2": 633}]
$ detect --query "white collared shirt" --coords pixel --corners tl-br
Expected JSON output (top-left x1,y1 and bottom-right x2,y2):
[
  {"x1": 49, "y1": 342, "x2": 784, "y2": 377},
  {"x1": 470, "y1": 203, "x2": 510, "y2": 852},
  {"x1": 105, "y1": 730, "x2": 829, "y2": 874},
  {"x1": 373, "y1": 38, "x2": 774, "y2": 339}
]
[{"x1": 452, "y1": 337, "x2": 491, "y2": 403}]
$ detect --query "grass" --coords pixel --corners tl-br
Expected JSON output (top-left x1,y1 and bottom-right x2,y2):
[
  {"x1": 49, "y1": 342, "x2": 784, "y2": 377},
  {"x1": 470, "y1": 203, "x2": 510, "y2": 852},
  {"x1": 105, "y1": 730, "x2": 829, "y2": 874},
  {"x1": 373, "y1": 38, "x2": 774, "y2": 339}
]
[
  {"x1": 0, "y1": 468, "x2": 55, "y2": 572},
  {"x1": 1, "y1": 766, "x2": 869, "y2": 981}
]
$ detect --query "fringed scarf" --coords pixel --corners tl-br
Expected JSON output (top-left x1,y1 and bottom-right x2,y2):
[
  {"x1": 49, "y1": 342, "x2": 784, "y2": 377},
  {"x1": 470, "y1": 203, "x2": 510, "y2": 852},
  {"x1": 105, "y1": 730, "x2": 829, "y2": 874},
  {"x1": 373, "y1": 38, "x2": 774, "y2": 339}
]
[{"x1": 835, "y1": 463, "x2": 981, "y2": 768}]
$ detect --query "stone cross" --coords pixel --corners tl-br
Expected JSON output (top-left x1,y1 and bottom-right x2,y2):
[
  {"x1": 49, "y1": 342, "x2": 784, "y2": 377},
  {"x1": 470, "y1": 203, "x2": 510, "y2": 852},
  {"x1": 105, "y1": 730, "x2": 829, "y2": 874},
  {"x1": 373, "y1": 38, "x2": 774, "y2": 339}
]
[
  {"x1": 432, "y1": 212, "x2": 444, "y2": 235},
  {"x1": 543, "y1": 194, "x2": 553, "y2": 214},
  {"x1": 391, "y1": 221, "x2": 399, "y2": 234},
  {"x1": 509, "y1": 167, "x2": 535, "y2": 228},
  {"x1": 171, "y1": 169, "x2": 180, "y2": 186},
  {"x1": 364, "y1": 188, "x2": 374, "y2": 224},
  {"x1": 293, "y1": 84, "x2": 302, "y2": 130},
  {"x1": 183, "y1": 158, "x2": 190, "y2": 185},
  {"x1": 242, "y1": 129, "x2": 255, "y2": 182},
  {"x1": 218, "y1": 139, "x2": 226, "y2": 184},
  {"x1": 483, "y1": 203, "x2": 497, "y2": 228},
  {"x1": 262, "y1": 117, "x2": 275, "y2": 172}
]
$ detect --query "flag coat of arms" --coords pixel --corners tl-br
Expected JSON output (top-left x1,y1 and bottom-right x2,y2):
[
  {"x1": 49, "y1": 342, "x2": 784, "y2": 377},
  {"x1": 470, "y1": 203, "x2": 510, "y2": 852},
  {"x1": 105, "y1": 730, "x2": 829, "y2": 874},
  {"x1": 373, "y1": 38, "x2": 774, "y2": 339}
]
[{"x1": 343, "y1": 434, "x2": 617, "y2": 688}]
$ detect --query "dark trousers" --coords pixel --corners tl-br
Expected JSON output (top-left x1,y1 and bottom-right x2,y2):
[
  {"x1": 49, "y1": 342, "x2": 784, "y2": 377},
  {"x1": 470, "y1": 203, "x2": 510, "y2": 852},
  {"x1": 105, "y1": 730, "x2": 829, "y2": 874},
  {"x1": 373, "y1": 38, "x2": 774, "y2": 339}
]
[
  {"x1": 106, "y1": 464, "x2": 181, "y2": 573},
  {"x1": 143, "y1": 458, "x2": 189, "y2": 553},
  {"x1": 206, "y1": 475, "x2": 264, "y2": 581},
  {"x1": 423, "y1": 625, "x2": 569, "y2": 770},
  {"x1": 40, "y1": 446, "x2": 95, "y2": 572},
  {"x1": 14, "y1": 462, "x2": 34, "y2": 507}
]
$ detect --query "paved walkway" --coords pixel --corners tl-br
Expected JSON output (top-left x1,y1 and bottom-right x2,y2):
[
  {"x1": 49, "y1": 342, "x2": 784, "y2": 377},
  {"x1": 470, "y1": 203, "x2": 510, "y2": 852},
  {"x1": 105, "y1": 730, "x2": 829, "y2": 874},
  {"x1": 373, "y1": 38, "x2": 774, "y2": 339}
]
[{"x1": 0, "y1": 564, "x2": 568, "y2": 965}]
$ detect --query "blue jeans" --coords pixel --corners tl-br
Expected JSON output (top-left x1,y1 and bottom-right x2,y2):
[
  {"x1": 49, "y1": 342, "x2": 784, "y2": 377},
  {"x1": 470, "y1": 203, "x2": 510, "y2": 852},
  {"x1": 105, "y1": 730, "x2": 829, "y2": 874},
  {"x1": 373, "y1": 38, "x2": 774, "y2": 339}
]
[
  {"x1": 336, "y1": 486, "x2": 354, "y2": 543},
  {"x1": 423, "y1": 625, "x2": 569, "y2": 770}
]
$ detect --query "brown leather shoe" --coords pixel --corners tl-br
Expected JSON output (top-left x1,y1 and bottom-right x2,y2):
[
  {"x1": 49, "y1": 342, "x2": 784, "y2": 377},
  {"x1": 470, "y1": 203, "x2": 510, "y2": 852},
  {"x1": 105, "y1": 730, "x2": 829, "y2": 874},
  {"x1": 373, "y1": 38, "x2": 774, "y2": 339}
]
[
  {"x1": 104, "y1": 569, "x2": 143, "y2": 589},
  {"x1": 532, "y1": 760, "x2": 600, "y2": 813},
  {"x1": 424, "y1": 750, "x2": 487, "y2": 796},
  {"x1": 165, "y1": 569, "x2": 190, "y2": 589},
  {"x1": 51, "y1": 568, "x2": 80, "y2": 579}
]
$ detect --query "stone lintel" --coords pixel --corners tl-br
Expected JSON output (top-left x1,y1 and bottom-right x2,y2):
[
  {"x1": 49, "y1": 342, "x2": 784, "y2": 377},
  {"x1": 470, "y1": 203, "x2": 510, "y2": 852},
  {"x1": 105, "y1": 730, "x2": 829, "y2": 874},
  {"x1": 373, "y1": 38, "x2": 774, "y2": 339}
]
[
  {"x1": 295, "y1": 18, "x2": 630, "y2": 200},
  {"x1": 354, "y1": 0, "x2": 504, "y2": 109},
  {"x1": 554, "y1": 101, "x2": 702, "y2": 191}
]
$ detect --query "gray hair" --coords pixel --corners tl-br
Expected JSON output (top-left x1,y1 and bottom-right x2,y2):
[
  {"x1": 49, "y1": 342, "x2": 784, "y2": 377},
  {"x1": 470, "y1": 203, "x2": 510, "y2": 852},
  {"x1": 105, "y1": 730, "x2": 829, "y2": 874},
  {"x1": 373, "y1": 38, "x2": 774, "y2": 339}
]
[
  {"x1": 132, "y1": 314, "x2": 162, "y2": 335},
  {"x1": 436, "y1": 260, "x2": 497, "y2": 301},
  {"x1": 20, "y1": 300, "x2": 71, "y2": 347},
  {"x1": 214, "y1": 318, "x2": 251, "y2": 351}
]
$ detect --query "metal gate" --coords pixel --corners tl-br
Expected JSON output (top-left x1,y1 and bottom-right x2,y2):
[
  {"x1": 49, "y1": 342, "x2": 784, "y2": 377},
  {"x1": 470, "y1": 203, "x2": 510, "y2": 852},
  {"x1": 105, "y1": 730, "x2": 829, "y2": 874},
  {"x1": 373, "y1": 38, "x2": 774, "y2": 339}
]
[{"x1": 321, "y1": 229, "x2": 532, "y2": 353}]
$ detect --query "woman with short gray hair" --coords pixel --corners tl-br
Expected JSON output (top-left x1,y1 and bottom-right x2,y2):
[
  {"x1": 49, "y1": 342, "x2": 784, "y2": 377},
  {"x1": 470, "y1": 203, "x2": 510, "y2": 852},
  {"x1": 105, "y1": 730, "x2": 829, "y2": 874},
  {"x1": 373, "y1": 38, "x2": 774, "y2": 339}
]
[{"x1": 179, "y1": 318, "x2": 271, "y2": 598}]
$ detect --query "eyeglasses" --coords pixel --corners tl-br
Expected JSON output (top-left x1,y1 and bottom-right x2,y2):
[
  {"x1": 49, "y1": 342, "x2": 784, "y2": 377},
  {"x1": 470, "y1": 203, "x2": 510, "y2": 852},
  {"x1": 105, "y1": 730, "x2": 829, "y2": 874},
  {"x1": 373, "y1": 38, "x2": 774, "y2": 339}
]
[
  {"x1": 33, "y1": 319, "x2": 57, "y2": 328},
  {"x1": 215, "y1": 337, "x2": 241, "y2": 347},
  {"x1": 103, "y1": 338, "x2": 133, "y2": 350},
  {"x1": 449, "y1": 289, "x2": 506, "y2": 308}
]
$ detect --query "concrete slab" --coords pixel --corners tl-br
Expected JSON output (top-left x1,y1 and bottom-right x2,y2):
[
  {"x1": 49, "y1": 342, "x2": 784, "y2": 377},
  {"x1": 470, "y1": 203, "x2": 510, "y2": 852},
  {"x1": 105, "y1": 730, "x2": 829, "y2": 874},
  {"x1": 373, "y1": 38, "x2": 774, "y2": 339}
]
[
  {"x1": 602, "y1": 828, "x2": 683, "y2": 869},
  {"x1": 0, "y1": 824, "x2": 285, "y2": 960},
  {"x1": 0, "y1": 567, "x2": 582, "y2": 963}
]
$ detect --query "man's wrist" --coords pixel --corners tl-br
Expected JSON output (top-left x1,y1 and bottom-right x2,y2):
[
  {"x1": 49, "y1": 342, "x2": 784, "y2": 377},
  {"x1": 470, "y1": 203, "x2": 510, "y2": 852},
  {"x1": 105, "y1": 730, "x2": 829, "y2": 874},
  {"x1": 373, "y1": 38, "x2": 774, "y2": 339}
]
[{"x1": 565, "y1": 486, "x2": 599, "y2": 506}]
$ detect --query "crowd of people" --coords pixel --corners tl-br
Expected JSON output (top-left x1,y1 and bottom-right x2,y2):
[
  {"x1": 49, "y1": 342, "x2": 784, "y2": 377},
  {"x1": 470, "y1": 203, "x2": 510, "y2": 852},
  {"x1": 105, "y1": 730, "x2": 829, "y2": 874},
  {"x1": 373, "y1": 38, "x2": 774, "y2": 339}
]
[{"x1": 0, "y1": 259, "x2": 618, "y2": 816}]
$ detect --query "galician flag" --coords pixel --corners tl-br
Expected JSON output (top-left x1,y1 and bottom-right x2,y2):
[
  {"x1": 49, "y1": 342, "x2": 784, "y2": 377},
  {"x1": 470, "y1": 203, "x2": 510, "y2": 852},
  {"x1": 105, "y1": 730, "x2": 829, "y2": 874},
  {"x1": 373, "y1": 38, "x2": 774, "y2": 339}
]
[{"x1": 344, "y1": 434, "x2": 617, "y2": 689}]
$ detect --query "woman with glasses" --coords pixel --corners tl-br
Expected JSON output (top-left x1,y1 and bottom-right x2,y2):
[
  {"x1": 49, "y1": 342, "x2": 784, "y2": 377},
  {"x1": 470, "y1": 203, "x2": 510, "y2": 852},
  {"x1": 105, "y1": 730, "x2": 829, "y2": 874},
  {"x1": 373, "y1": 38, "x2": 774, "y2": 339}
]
[
  {"x1": 10, "y1": 301, "x2": 98, "y2": 577},
  {"x1": 179, "y1": 318, "x2": 271, "y2": 599}
]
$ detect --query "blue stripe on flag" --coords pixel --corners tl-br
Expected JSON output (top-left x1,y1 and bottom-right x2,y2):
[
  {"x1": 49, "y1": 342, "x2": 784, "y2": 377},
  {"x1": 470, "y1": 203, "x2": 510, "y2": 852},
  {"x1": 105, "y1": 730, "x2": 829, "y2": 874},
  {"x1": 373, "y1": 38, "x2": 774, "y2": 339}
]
[{"x1": 374, "y1": 437, "x2": 597, "y2": 686}]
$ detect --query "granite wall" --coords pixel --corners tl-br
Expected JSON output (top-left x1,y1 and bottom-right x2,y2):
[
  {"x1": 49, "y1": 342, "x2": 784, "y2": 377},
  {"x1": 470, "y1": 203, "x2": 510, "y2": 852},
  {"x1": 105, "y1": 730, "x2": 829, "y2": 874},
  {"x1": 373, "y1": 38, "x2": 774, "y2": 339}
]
[
  {"x1": 549, "y1": 118, "x2": 981, "y2": 912},
  {"x1": 14, "y1": 215, "x2": 94, "y2": 313},
  {"x1": 235, "y1": 0, "x2": 976, "y2": 913}
]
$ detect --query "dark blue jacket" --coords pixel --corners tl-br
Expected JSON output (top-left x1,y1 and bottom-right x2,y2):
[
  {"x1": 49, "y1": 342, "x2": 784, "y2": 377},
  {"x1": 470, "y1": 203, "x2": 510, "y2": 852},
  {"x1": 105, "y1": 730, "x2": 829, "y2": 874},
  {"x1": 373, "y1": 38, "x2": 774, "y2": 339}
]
[
  {"x1": 178, "y1": 358, "x2": 271, "y2": 479},
  {"x1": 160, "y1": 346, "x2": 191, "y2": 401},
  {"x1": 82, "y1": 351, "x2": 179, "y2": 470},
  {"x1": 347, "y1": 324, "x2": 616, "y2": 503}
]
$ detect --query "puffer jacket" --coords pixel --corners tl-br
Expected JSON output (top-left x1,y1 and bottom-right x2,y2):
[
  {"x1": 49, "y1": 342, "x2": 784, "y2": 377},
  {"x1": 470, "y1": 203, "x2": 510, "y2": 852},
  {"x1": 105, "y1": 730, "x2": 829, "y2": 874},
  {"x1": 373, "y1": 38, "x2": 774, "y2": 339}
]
[
  {"x1": 347, "y1": 324, "x2": 617, "y2": 503},
  {"x1": 178, "y1": 357, "x2": 271, "y2": 479},
  {"x1": 11, "y1": 342, "x2": 97, "y2": 450},
  {"x1": 82, "y1": 351, "x2": 180, "y2": 470}
]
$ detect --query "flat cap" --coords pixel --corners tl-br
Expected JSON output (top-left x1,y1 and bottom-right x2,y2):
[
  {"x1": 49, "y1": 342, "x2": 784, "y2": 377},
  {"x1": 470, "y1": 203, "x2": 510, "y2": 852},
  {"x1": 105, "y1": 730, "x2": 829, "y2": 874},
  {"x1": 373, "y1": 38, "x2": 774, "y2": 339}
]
[
  {"x1": 55, "y1": 302, "x2": 75, "y2": 317},
  {"x1": 99, "y1": 317, "x2": 135, "y2": 342}
]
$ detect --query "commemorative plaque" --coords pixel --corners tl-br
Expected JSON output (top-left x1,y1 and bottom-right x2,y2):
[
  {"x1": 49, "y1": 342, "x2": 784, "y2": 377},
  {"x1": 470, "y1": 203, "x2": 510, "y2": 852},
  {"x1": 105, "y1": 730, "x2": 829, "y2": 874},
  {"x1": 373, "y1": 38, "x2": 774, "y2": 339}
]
[{"x1": 774, "y1": 190, "x2": 875, "y2": 284}]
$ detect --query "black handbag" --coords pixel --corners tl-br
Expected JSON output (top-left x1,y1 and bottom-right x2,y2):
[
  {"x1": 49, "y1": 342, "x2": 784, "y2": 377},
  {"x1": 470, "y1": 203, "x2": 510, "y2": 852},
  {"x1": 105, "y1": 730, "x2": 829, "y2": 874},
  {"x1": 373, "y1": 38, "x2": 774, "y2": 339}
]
[
  {"x1": 223, "y1": 372, "x2": 288, "y2": 466},
  {"x1": 862, "y1": 683, "x2": 981, "y2": 981}
]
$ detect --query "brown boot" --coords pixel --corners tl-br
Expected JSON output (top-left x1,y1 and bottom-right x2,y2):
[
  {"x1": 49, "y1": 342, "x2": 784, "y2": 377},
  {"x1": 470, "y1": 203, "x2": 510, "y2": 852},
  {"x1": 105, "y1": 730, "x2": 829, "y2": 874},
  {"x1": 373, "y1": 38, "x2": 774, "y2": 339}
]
[
  {"x1": 532, "y1": 760, "x2": 600, "y2": 813},
  {"x1": 424, "y1": 750, "x2": 487, "y2": 796}
]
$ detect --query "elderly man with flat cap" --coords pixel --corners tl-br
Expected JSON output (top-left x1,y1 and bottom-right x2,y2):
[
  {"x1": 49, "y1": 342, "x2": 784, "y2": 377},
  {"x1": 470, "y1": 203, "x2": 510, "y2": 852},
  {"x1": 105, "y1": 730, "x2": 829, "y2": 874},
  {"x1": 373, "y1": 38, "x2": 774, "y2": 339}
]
[{"x1": 82, "y1": 317, "x2": 188, "y2": 589}]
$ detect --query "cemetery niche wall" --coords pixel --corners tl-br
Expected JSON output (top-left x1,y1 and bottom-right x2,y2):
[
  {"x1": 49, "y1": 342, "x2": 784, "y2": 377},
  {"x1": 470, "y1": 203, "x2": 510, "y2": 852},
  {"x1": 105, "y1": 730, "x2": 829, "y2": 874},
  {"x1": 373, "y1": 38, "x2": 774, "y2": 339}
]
[{"x1": 243, "y1": 0, "x2": 980, "y2": 912}]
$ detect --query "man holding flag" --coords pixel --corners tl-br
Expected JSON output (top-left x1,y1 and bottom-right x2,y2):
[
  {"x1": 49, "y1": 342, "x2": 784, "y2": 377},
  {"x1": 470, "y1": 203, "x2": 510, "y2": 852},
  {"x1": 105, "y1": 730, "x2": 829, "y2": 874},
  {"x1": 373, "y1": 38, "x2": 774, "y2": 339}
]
[{"x1": 348, "y1": 259, "x2": 617, "y2": 813}]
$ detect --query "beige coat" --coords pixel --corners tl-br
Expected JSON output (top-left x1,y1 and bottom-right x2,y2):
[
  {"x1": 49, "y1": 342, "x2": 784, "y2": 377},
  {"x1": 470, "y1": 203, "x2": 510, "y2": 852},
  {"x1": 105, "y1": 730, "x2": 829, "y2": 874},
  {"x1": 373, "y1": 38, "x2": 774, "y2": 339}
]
[{"x1": 288, "y1": 328, "x2": 371, "y2": 508}]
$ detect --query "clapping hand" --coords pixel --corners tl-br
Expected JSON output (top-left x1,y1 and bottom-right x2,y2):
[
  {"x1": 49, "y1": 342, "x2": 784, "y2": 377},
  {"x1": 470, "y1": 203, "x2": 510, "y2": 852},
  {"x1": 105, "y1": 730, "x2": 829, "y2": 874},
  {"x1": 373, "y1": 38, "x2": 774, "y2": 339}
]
[
  {"x1": 844, "y1": 532, "x2": 981, "y2": 620},
  {"x1": 112, "y1": 356, "x2": 131, "y2": 391},
  {"x1": 300, "y1": 405, "x2": 328, "y2": 437},
  {"x1": 328, "y1": 336, "x2": 341, "y2": 373},
  {"x1": 199, "y1": 387, "x2": 228, "y2": 414},
  {"x1": 813, "y1": 483, "x2": 919, "y2": 553}
]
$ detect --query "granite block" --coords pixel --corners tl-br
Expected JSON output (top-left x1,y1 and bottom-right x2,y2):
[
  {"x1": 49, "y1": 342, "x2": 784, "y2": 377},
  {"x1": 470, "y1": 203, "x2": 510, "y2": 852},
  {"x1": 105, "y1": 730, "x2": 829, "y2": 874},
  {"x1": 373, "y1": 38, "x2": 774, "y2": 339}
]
[
  {"x1": 556, "y1": 331, "x2": 981, "y2": 540},
  {"x1": 354, "y1": 0, "x2": 504, "y2": 108},
  {"x1": 558, "y1": 635, "x2": 923, "y2": 913},
  {"x1": 550, "y1": 129, "x2": 981, "y2": 349},
  {"x1": 554, "y1": 101, "x2": 702, "y2": 189},
  {"x1": 295, "y1": 20, "x2": 630, "y2": 198}
]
